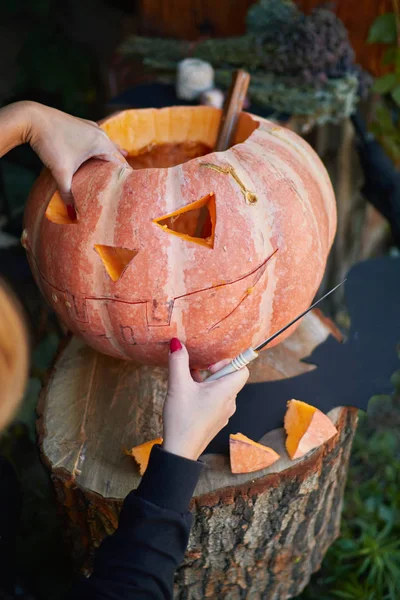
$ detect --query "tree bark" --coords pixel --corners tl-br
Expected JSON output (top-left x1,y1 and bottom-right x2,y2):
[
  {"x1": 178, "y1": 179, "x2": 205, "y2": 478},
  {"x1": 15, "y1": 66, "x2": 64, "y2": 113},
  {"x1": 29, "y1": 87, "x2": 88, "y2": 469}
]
[
  {"x1": 37, "y1": 310, "x2": 357, "y2": 599},
  {"x1": 176, "y1": 408, "x2": 356, "y2": 599}
]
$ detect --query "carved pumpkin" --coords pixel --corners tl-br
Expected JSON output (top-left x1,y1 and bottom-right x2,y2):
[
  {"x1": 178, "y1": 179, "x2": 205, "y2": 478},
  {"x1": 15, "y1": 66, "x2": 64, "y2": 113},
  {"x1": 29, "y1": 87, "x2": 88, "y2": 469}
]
[{"x1": 23, "y1": 106, "x2": 336, "y2": 368}]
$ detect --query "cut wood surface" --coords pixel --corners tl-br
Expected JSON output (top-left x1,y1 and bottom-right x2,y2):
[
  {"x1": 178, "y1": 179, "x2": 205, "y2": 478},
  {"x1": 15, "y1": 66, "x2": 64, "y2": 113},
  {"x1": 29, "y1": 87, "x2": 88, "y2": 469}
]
[{"x1": 38, "y1": 310, "x2": 357, "y2": 599}]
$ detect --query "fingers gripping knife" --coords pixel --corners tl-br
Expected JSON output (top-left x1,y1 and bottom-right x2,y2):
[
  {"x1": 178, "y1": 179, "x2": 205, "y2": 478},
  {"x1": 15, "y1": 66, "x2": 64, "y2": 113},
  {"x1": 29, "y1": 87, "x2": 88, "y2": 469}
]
[{"x1": 205, "y1": 280, "x2": 346, "y2": 382}]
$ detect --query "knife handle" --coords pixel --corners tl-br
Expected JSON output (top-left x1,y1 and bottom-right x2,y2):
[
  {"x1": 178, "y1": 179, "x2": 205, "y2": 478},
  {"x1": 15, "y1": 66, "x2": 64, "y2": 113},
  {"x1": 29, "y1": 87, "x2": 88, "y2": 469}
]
[{"x1": 205, "y1": 348, "x2": 258, "y2": 382}]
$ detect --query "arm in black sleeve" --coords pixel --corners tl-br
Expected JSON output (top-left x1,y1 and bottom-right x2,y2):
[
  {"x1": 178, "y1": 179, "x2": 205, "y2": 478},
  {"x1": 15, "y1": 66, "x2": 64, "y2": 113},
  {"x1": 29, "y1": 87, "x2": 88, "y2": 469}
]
[{"x1": 68, "y1": 445, "x2": 203, "y2": 600}]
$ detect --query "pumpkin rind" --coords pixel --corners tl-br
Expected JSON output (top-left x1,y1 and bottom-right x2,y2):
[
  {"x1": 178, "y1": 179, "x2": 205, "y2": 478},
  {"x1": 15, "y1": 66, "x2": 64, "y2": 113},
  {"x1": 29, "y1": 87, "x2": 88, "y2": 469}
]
[
  {"x1": 24, "y1": 107, "x2": 336, "y2": 368},
  {"x1": 125, "y1": 438, "x2": 163, "y2": 476},
  {"x1": 230, "y1": 433, "x2": 280, "y2": 474},
  {"x1": 284, "y1": 399, "x2": 338, "y2": 460}
]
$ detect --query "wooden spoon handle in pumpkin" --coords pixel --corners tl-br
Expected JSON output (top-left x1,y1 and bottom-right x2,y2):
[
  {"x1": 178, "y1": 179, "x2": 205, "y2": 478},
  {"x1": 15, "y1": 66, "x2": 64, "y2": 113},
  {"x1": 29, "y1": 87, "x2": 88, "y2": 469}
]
[
  {"x1": 193, "y1": 70, "x2": 250, "y2": 238},
  {"x1": 214, "y1": 69, "x2": 250, "y2": 152}
]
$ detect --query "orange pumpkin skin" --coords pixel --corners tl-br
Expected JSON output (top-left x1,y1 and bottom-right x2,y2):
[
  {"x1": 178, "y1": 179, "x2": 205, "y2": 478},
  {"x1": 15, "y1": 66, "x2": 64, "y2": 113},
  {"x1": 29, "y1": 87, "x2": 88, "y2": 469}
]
[{"x1": 23, "y1": 107, "x2": 336, "y2": 368}]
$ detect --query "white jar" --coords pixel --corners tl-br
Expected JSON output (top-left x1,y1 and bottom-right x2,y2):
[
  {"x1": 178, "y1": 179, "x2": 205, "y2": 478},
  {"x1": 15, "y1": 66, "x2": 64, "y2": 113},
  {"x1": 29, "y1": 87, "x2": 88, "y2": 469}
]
[
  {"x1": 200, "y1": 88, "x2": 225, "y2": 109},
  {"x1": 176, "y1": 58, "x2": 214, "y2": 101}
]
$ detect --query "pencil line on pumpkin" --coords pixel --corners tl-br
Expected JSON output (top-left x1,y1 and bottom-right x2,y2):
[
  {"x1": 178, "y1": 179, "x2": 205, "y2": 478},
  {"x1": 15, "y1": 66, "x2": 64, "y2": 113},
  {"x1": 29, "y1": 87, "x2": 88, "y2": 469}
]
[
  {"x1": 29, "y1": 243, "x2": 277, "y2": 313},
  {"x1": 208, "y1": 292, "x2": 250, "y2": 332},
  {"x1": 175, "y1": 248, "x2": 278, "y2": 300}
]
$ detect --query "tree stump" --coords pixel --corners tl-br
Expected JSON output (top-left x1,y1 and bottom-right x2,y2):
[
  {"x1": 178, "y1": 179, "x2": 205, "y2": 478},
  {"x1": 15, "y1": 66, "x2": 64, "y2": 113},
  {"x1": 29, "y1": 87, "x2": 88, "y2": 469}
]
[{"x1": 38, "y1": 311, "x2": 357, "y2": 600}]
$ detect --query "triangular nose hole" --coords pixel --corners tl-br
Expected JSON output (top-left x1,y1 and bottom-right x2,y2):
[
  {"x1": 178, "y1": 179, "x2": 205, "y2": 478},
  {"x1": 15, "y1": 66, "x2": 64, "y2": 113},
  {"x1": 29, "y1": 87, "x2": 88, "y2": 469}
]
[
  {"x1": 153, "y1": 192, "x2": 216, "y2": 248},
  {"x1": 94, "y1": 245, "x2": 138, "y2": 282}
]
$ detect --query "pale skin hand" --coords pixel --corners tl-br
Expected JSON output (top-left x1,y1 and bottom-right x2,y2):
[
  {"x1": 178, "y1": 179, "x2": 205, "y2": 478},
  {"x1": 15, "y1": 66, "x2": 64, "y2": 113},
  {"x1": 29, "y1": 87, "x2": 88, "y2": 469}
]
[
  {"x1": 0, "y1": 101, "x2": 127, "y2": 206},
  {"x1": 163, "y1": 343, "x2": 249, "y2": 461}
]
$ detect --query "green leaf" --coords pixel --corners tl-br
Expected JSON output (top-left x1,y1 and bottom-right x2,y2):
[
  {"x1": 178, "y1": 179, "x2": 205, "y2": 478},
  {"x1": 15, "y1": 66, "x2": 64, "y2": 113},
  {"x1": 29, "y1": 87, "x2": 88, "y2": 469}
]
[
  {"x1": 391, "y1": 368, "x2": 400, "y2": 390},
  {"x1": 392, "y1": 84, "x2": 400, "y2": 107},
  {"x1": 368, "y1": 13, "x2": 397, "y2": 44},
  {"x1": 373, "y1": 73, "x2": 398, "y2": 94},
  {"x1": 383, "y1": 46, "x2": 397, "y2": 65},
  {"x1": 383, "y1": 136, "x2": 400, "y2": 162},
  {"x1": 31, "y1": 0, "x2": 51, "y2": 17},
  {"x1": 32, "y1": 333, "x2": 59, "y2": 372}
]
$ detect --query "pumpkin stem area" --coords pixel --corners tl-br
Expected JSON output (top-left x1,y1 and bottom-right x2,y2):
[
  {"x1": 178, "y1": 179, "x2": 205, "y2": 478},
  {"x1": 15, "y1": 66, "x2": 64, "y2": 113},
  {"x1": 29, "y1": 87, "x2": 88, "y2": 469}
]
[
  {"x1": 94, "y1": 245, "x2": 138, "y2": 282},
  {"x1": 153, "y1": 192, "x2": 216, "y2": 248}
]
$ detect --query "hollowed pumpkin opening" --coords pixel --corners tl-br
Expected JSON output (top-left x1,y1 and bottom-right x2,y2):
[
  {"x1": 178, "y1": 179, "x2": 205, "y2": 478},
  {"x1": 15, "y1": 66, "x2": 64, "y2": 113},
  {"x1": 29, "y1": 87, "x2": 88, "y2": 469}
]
[
  {"x1": 45, "y1": 192, "x2": 77, "y2": 225},
  {"x1": 94, "y1": 245, "x2": 138, "y2": 282},
  {"x1": 101, "y1": 106, "x2": 259, "y2": 169},
  {"x1": 153, "y1": 193, "x2": 216, "y2": 248}
]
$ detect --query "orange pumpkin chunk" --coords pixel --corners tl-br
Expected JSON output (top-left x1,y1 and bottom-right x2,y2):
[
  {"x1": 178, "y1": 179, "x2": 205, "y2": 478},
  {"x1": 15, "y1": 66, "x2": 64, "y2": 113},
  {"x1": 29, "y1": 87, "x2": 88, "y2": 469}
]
[
  {"x1": 125, "y1": 438, "x2": 163, "y2": 475},
  {"x1": 94, "y1": 245, "x2": 138, "y2": 282},
  {"x1": 45, "y1": 192, "x2": 77, "y2": 224},
  {"x1": 230, "y1": 433, "x2": 280, "y2": 474},
  {"x1": 153, "y1": 192, "x2": 216, "y2": 248},
  {"x1": 284, "y1": 399, "x2": 338, "y2": 460}
]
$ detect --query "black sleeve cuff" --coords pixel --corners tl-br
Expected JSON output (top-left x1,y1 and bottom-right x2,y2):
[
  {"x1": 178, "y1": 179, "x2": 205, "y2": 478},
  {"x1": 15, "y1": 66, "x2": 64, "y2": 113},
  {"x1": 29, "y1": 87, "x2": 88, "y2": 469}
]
[{"x1": 135, "y1": 445, "x2": 203, "y2": 513}]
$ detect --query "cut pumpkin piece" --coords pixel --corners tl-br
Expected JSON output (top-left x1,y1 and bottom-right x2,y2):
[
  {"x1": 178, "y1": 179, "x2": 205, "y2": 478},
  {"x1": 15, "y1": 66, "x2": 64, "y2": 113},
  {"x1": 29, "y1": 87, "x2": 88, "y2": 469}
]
[
  {"x1": 95, "y1": 245, "x2": 138, "y2": 282},
  {"x1": 153, "y1": 192, "x2": 216, "y2": 248},
  {"x1": 125, "y1": 437, "x2": 163, "y2": 475},
  {"x1": 284, "y1": 399, "x2": 338, "y2": 460},
  {"x1": 45, "y1": 192, "x2": 77, "y2": 224},
  {"x1": 230, "y1": 433, "x2": 280, "y2": 474}
]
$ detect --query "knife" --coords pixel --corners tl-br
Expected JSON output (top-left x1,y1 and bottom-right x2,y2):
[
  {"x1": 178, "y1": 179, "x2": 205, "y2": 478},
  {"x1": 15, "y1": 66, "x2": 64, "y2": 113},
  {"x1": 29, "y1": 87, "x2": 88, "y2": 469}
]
[{"x1": 205, "y1": 279, "x2": 346, "y2": 382}]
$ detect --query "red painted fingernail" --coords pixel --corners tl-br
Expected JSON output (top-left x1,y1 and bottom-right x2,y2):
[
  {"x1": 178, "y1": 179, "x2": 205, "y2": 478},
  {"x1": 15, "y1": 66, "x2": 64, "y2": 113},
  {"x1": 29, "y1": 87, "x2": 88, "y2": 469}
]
[
  {"x1": 66, "y1": 204, "x2": 77, "y2": 221},
  {"x1": 170, "y1": 338, "x2": 182, "y2": 353}
]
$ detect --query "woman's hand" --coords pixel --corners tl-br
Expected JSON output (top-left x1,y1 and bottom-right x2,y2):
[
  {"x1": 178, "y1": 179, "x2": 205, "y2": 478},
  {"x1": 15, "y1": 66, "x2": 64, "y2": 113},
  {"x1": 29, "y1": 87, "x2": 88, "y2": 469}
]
[
  {"x1": 1, "y1": 102, "x2": 127, "y2": 208},
  {"x1": 163, "y1": 339, "x2": 249, "y2": 461},
  {"x1": 24, "y1": 102, "x2": 127, "y2": 207},
  {"x1": 0, "y1": 101, "x2": 127, "y2": 207}
]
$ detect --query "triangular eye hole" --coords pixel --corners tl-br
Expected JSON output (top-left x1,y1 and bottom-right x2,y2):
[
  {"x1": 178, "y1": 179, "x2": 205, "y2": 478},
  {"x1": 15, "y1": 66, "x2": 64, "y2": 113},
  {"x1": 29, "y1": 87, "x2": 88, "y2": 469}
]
[
  {"x1": 45, "y1": 192, "x2": 77, "y2": 224},
  {"x1": 94, "y1": 245, "x2": 138, "y2": 282},
  {"x1": 153, "y1": 193, "x2": 216, "y2": 248}
]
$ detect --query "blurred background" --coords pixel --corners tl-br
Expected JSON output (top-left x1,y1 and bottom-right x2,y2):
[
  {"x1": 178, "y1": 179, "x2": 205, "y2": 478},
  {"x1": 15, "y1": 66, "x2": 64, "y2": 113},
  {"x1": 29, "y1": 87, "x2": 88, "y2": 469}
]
[{"x1": 1, "y1": 1, "x2": 400, "y2": 598}]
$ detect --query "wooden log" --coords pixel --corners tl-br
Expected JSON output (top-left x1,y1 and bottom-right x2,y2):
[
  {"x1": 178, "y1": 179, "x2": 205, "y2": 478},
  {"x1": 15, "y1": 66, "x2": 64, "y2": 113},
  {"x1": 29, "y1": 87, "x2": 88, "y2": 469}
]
[
  {"x1": 138, "y1": 0, "x2": 256, "y2": 40},
  {"x1": 38, "y1": 311, "x2": 357, "y2": 599}
]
